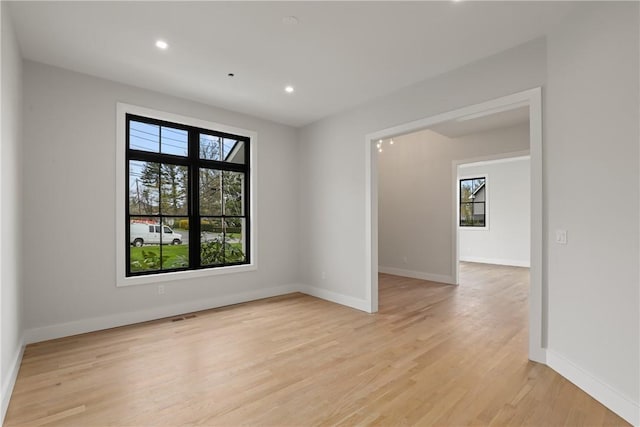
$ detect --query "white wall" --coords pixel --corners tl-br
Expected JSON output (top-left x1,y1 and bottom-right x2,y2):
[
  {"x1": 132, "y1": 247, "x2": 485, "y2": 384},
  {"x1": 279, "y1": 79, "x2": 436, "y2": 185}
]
[
  {"x1": 459, "y1": 156, "x2": 530, "y2": 267},
  {"x1": 298, "y1": 38, "x2": 546, "y2": 306},
  {"x1": 0, "y1": 3, "x2": 24, "y2": 418},
  {"x1": 22, "y1": 61, "x2": 300, "y2": 341},
  {"x1": 377, "y1": 125, "x2": 529, "y2": 282},
  {"x1": 545, "y1": 1, "x2": 639, "y2": 415},
  {"x1": 299, "y1": 3, "x2": 639, "y2": 423}
]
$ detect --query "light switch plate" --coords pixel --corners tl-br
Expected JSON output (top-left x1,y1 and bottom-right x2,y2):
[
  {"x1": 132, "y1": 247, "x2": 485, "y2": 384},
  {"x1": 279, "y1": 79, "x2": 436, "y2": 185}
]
[{"x1": 555, "y1": 229, "x2": 568, "y2": 245}]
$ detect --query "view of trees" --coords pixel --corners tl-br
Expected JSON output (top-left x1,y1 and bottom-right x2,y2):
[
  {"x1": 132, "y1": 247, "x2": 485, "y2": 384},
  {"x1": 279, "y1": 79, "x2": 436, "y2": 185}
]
[
  {"x1": 129, "y1": 162, "x2": 188, "y2": 215},
  {"x1": 199, "y1": 169, "x2": 244, "y2": 216},
  {"x1": 129, "y1": 164, "x2": 243, "y2": 217}
]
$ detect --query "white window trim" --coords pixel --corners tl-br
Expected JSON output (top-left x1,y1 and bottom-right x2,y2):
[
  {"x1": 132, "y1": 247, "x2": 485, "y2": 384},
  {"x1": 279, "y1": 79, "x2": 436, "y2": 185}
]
[
  {"x1": 115, "y1": 103, "x2": 258, "y2": 287},
  {"x1": 457, "y1": 173, "x2": 489, "y2": 231}
]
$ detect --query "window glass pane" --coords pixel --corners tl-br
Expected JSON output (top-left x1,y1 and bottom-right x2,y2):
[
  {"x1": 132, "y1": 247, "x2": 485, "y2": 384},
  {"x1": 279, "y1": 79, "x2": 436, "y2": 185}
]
[
  {"x1": 460, "y1": 203, "x2": 485, "y2": 227},
  {"x1": 460, "y1": 203, "x2": 473, "y2": 226},
  {"x1": 473, "y1": 206, "x2": 486, "y2": 226},
  {"x1": 160, "y1": 164, "x2": 188, "y2": 215},
  {"x1": 161, "y1": 126, "x2": 188, "y2": 156},
  {"x1": 225, "y1": 218, "x2": 246, "y2": 263},
  {"x1": 223, "y1": 171, "x2": 244, "y2": 216},
  {"x1": 223, "y1": 139, "x2": 245, "y2": 164},
  {"x1": 199, "y1": 169, "x2": 222, "y2": 215},
  {"x1": 129, "y1": 218, "x2": 161, "y2": 273},
  {"x1": 472, "y1": 178, "x2": 485, "y2": 192},
  {"x1": 129, "y1": 160, "x2": 160, "y2": 215},
  {"x1": 200, "y1": 134, "x2": 221, "y2": 161},
  {"x1": 129, "y1": 121, "x2": 159, "y2": 152},
  {"x1": 161, "y1": 217, "x2": 189, "y2": 270},
  {"x1": 460, "y1": 179, "x2": 473, "y2": 202},
  {"x1": 200, "y1": 218, "x2": 224, "y2": 266}
]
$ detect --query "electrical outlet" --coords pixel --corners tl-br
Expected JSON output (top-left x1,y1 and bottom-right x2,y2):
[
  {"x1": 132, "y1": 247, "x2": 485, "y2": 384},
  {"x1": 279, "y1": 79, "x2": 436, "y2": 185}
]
[
  {"x1": 321, "y1": 271, "x2": 326, "y2": 280},
  {"x1": 158, "y1": 285, "x2": 165, "y2": 295}
]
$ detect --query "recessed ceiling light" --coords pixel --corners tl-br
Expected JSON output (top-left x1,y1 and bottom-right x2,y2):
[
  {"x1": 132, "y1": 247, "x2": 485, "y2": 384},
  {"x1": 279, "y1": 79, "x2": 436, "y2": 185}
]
[
  {"x1": 155, "y1": 40, "x2": 168, "y2": 50},
  {"x1": 285, "y1": 86, "x2": 294, "y2": 94}
]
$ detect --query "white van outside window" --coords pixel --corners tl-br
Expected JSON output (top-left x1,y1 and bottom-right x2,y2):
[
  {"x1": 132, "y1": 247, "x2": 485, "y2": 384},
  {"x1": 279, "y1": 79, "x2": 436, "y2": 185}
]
[{"x1": 130, "y1": 223, "x2": 182, "y2": 247}]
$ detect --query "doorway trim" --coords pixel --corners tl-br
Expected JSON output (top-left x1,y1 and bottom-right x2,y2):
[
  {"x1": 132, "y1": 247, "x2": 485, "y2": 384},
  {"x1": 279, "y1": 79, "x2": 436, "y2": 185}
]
[{"x1": 364, "y1": 87, "x2": 545, "y2": 363}]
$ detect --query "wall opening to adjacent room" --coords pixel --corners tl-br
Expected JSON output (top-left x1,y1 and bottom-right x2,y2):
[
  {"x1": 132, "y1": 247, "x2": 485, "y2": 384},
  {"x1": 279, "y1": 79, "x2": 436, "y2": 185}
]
[{"x1": 365, "y1": 88, "x2": 544, "y2": 363}]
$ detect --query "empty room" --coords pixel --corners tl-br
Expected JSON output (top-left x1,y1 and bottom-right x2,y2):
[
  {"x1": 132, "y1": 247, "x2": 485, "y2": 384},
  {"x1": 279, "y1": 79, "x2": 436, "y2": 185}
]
[{"x1": 1, "y1": 1, "x2": 638, "y2": 426}]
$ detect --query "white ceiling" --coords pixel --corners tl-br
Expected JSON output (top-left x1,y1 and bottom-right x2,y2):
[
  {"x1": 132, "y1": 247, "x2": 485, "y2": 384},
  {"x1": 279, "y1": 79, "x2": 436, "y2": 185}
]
[
  {"x1": 429, "y1": 105, "x2": 529, "y2": 138},
  {"x1": 8, "y1": 1, "x2": 577, "y2": 127}
]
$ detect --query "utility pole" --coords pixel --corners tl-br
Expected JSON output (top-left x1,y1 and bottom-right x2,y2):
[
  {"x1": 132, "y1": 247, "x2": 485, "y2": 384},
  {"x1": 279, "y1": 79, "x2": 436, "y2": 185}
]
[{"x1": 136, "y1": 178, "x2": 142, "y2": 212}]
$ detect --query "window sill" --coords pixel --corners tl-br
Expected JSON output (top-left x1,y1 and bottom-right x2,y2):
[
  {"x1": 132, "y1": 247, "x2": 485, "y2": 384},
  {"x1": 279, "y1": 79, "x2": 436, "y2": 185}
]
[
  {"x1": 459, "y1": 226, "x2": 489, "y2": 231},
  {"x1": 116, "y1": 263, "x2": 257, "y2": 287}
]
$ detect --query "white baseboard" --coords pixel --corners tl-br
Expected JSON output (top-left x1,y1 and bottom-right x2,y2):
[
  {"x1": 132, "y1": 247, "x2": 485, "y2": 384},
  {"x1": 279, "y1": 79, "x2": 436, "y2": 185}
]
[
  {"x1": 24, "y1": 284, "x2": 300, "y2": 344},
  {"x1": 378, "y1": 266, "x2": 455, "y2": 285},
  {"x1": 546, "y1": 349, "x2": 639, "y2": 426},
  {"x1": 459, "y1": 256, "x2": 530, "y2": 268},
  {"x1": 1, "y1": 337, "x2": 24, "y2": 424},
  {"x1": 23, "y1": 282, "x2": 374, "y2": 344},
  {"x1": 300, "y1": 285, "x2": 370, "y2": 313}
]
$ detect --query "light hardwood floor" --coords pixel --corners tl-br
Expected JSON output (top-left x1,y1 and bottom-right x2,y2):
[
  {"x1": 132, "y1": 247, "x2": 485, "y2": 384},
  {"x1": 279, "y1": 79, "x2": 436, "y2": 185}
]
[{"x1": 5, "y1": 262, "x2": 629, "y2": 426}]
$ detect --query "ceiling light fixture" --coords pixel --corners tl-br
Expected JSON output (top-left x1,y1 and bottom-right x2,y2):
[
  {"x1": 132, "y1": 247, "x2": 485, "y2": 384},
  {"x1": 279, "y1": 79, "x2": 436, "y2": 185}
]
[
  {"x1": 155, "y1": 40, "x2": 168, "y2": 50},
  {"x1": 285, "y1": 86, "x2": 294, "y2": 93},
  {"x1": 376, "y1": 138, "x2": 395, "y2": 153}
]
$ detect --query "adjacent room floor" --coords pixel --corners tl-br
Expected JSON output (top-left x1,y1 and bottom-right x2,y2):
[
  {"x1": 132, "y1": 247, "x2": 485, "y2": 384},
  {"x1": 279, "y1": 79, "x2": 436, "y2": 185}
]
[{"x1": 4, "y1": 263, "x2": 628, "y2": 426}]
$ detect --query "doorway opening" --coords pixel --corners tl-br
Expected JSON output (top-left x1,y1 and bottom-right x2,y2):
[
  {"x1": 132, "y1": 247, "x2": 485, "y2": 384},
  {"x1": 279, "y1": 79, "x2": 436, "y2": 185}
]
[
  {"x1": 456, "y1": 154, "x2": 531, "y2": 280},
  {"x1": 364, "y1": 88, "x2": 544, "y2": 363}
]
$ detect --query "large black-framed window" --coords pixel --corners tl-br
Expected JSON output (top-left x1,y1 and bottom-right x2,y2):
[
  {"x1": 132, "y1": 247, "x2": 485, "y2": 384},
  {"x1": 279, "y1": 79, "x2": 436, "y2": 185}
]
[
  {"x1": 459, "y1": 177, "x2": 486, "y2": 227},
  {"x1": 126, "y1": 114, "x2": 250, "y2": 277}
]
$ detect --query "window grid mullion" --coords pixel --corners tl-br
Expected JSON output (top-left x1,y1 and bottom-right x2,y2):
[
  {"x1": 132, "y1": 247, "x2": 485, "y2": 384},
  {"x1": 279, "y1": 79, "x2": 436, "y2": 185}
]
[
  {"x1": 158, "y1": 126, "x2": 163, "y2": 268},
  {"x1": 221, "y1": 168, "x2": 226, "y2": 265},
  {"x1": 190, "y1": 129, "x2": 200, "y2": 270},
  {"x1": 126, "y1": 114, "x2": 249, "y2": 277}
]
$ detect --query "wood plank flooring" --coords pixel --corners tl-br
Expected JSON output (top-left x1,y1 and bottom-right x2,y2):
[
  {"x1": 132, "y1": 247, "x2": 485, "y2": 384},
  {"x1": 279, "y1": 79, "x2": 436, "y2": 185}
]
[{"x1": 4, "y1": 262, "x2": 629, "y2": 426}]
